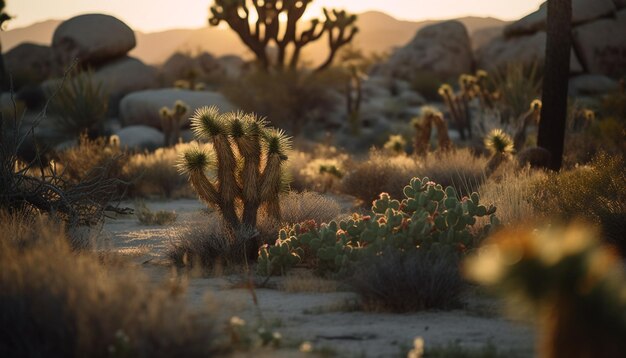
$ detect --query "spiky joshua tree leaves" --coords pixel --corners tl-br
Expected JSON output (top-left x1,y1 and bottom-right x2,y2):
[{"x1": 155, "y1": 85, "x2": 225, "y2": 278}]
[
  {"x1": 178, "y1": 106, "x2": 292, "y2": 237},
  {"x1": 484, "y1": 129, "x2": 514, "y2": 176}
]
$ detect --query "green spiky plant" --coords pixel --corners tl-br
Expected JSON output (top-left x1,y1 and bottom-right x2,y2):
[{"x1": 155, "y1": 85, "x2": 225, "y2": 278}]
[
  {"x1": 178, "y1": 107, "x2": 292, "y2": 237},
  {"x1": 412, "y1": 107, "x2": 453, "y2": 156},
  {"x1": 160, "y1": 100, "x2": 189, "y2": 147},
  {"x1": 484, "y1": 129, "x2": 514, "y2": 177}
]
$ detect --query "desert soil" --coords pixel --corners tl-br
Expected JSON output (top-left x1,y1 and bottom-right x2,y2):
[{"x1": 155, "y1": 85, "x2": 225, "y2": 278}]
[{"x1": 101, "y1": 199, "x2": 535, "y2": 358}]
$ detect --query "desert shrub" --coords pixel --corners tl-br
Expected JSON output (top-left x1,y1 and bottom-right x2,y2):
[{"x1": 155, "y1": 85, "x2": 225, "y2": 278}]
[
  {"x1": 465, "y1": 224, "x2": 626, "y2": 358},
  {"x1": 1, "y1": 111, "x2": 119, "y2": 227},
  {"x1": 290, "y1": 149, "x2": 350, "y2": 193},
  {"x1": 278, "y1": 270, "x2": 339, "y2": 293},
  {"x1": 135, "y1": 201, "x2": 177, "y2": 225},
  {"x1": 170, "y1": 191, "x2": 343, "y2": 270},
  {"x1": 0, "y1": 211, "x2": 226, "y2": 357},
  {"x1": 123, "y1": 142, "x2": 209, "y2": 198},
  {"x1": 420, "y1": 149, "x2": 487, "y2": 195},
  {"x1": 530, "y1": 153, "x2": 626, "y2": 254},
  {"x1": 55, "y1": 133, "x2": 127, "y2": 185},
  {"x1": 479, "y1": 166, "x2": 547, "y2": 225},
  {"x1": 350, "y1": 248, "x2": 463, "y2": 312},
  {"x1": 258, "y1": 177, "x2": 499, "y2": 278},
  {"x1": 340, "y1": 149, "x2": 420, "y2": 204},
  {"x1": 168, "y1": 213, "x2": 253, "y2": 270},
  {"x1": 222, "y1": 69, "x2": 341, "y2": 135},
  {"x1": 48, "y1": 70, "x2": 109, "y2": 139},
  {"x1": 341, "y1": 149, "x2": 486, "y2": 204}
]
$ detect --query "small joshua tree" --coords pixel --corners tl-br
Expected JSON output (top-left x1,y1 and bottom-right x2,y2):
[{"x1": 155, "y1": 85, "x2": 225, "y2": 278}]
[
  {"x1": 178, "y1": 107, "x2": 291, "y2": 237},
  {"x1": 160, "y1": 100, "x2": 189, "y2": 147},
  {"x1": 484, "y1": 129, "x2": 514, "y2": 176}
]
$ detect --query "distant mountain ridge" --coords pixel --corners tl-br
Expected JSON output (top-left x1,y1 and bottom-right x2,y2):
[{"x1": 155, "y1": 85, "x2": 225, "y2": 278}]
[{"x1": 1, "y1": 11, "x2": 508, "y2": 65}]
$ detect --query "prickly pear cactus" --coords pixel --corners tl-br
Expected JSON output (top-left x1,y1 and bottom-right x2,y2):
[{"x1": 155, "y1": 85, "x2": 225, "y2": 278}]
[{"x1": 258, "y1": 177, "x2": 499, "y2": 277}]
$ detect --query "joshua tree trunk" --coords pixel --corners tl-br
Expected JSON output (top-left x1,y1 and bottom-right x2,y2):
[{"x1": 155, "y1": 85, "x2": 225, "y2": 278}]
[{"x1": 537, "y1": 0, "x2": 572, "y2": 171}]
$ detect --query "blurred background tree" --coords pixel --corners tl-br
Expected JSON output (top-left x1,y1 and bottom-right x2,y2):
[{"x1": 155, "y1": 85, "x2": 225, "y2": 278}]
[
  {"x1": 537, "y1": 0, "x2": 572, "y2": 171},
  {"x1": 208, "y1": 0, "x2": 358, "y2": 71},
  {"x1": 0, "y1": 0, "x2": 12, "y2": 91}
]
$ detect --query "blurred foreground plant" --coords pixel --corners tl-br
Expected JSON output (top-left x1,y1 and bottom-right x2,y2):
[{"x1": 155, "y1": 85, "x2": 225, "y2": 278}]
[{"x1": 465, "y1": 224, "x2": 626, "y2": 358}]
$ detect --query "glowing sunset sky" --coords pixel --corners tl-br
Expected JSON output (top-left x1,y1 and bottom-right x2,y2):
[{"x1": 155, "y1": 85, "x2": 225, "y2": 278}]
[{"x1": 7, "y1": 0, "x2": 543, "y2": 32}]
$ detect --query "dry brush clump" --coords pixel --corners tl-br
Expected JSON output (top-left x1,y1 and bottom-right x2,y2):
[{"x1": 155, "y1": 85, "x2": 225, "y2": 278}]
[
  {"x1": 0, "y1": 211, "x2": 226, "y2": 357},
  {"x1": 288, "y1": 144, "x2": 351, "y2": 193},
  {"x1": 123, "y1": 141, "x2": 211, "y2": 198},
  {"x1": 350, "y1": 248, "x2": 464, "y2": 312},
  {"x1": 530, "y1": 153, "x2": 626, "y2": 255},
  {"x1": 168, "y1": 191, "x2": 343, "y2": 270},
  {"x1": 340, "y1": 148, "x2": 487, "y2": 204},
  {"x1": 1, "y1": 109, "x2": 121, "y2": 227}
]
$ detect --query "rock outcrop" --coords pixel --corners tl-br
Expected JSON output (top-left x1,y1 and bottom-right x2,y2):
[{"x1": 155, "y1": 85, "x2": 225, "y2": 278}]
[
  {"x1": 478, "y1": 0, "x2": 626, "y2": 79},
  {"x1": 4, "y1": 43, "x2": 53, "y2": 89},
  {"x1": 119, "y1": 88, "x2": 235, "y2": 128},
  {"x1": 375, "y1": 21, "x2": 473, "y2": 79},
  {"x1": 52, "y1": 14, "x2": 136, "y2": 69}
]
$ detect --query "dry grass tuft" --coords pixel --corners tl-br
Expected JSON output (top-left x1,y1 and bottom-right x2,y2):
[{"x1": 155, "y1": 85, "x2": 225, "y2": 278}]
[
  {"x1": 350, "y1": 249, "x2": 464, "y2": 312},
  {"x1": 340, "y1": 148, "x2": 487, "y2": 204},
  {"x1": 0, "y1": 211, "x2": 226, "y2": 357},
  {"x1": 124, "y1": 142, "x2": 212, "y2": 198},
  {"x1": 278, "y1": 270, "x2": 339, "y2": 293},
  {"x1": 479, "y1": 165, "x2": 547, "y2": 225}
]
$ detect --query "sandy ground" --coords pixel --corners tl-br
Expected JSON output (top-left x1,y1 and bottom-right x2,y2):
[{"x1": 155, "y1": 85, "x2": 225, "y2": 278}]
[{"x1": 102, "y1": 199, "x2": 536, "y2": 358}]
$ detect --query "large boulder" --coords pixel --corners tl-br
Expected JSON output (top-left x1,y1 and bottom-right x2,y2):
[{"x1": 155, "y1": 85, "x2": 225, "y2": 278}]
[
  {"x1": 504, "y1": 0, "x2": 616, "y2": 37},
  {"x1": 160, "y1": 52, "x2": 243, "y2": 85},
  {"x1": 114, "y1": 125, "x2": 164, "y2": 151},
  {"x1": 477, "y1": 32, "x2": 584, "y2": 73},
  {"x1": 376, "y1": 21, "x2": 473, "y2": 79},
  {"x1": 40, "y1": 57, "x2": 157, "y2": 116},
  {"x1": 569, "y1": 74, "x2": 620, "y2": 95},
  {"x1": 52, "y1": 14, "x2": 136, "y2": 69},
  {"x1": 572, "y1": 9, "x2": 626, "y2": 76},
  {"x1": 4, "y1": 43, "x2": 53, "y2": 88},
  {"x1": 119, "y1": 88, "x2": 236, "y2": 128},
  {"x1": 93, "y1": 57, "x2": 158, "y2": 107}
]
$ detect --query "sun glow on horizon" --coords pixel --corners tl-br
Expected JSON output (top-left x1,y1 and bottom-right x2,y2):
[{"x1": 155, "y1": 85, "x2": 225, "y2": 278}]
[{"x1": 8, "y1": 0, "x2": 544, "y2": 32}]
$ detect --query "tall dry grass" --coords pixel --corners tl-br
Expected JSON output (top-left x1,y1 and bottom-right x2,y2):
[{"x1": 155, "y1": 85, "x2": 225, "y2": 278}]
[{"x1": 0, "y1": 211, "x2": 226, "y2": 358}]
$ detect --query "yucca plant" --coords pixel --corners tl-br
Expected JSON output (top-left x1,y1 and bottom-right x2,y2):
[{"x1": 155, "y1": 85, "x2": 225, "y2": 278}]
[
  {"x1": 160, "y1": 100, "x2": 189, "y2": 147},
  {"x1": 49, "y1": 70, "x2": 108, "y2": 139},
  {"x1": 484, "y1": 129, "x2": 514, "y2": 176},
  {"x1": 178, "y1": 107, "x2": 291, "y2": 236}
]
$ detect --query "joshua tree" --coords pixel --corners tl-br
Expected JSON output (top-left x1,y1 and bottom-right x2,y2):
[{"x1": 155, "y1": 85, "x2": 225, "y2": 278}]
[
  {"x1": 339, "y1": 45, "x2": 367, "y2": 135},
  {"x1": 178, "y1": 107, "x2": 291, "y2": 236},
  {"x1": 537, "y1": 0, "x2": 572, "y2": 171},
  {"x1": 208, "y1": 0, "x2": 358, "y2": 71},
  {"x1": 160, "y1": 100, "x2": 189, "y2": 147},
  {"x1": 0, "y1": 1, "x2": 12, "y2": 90}
]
